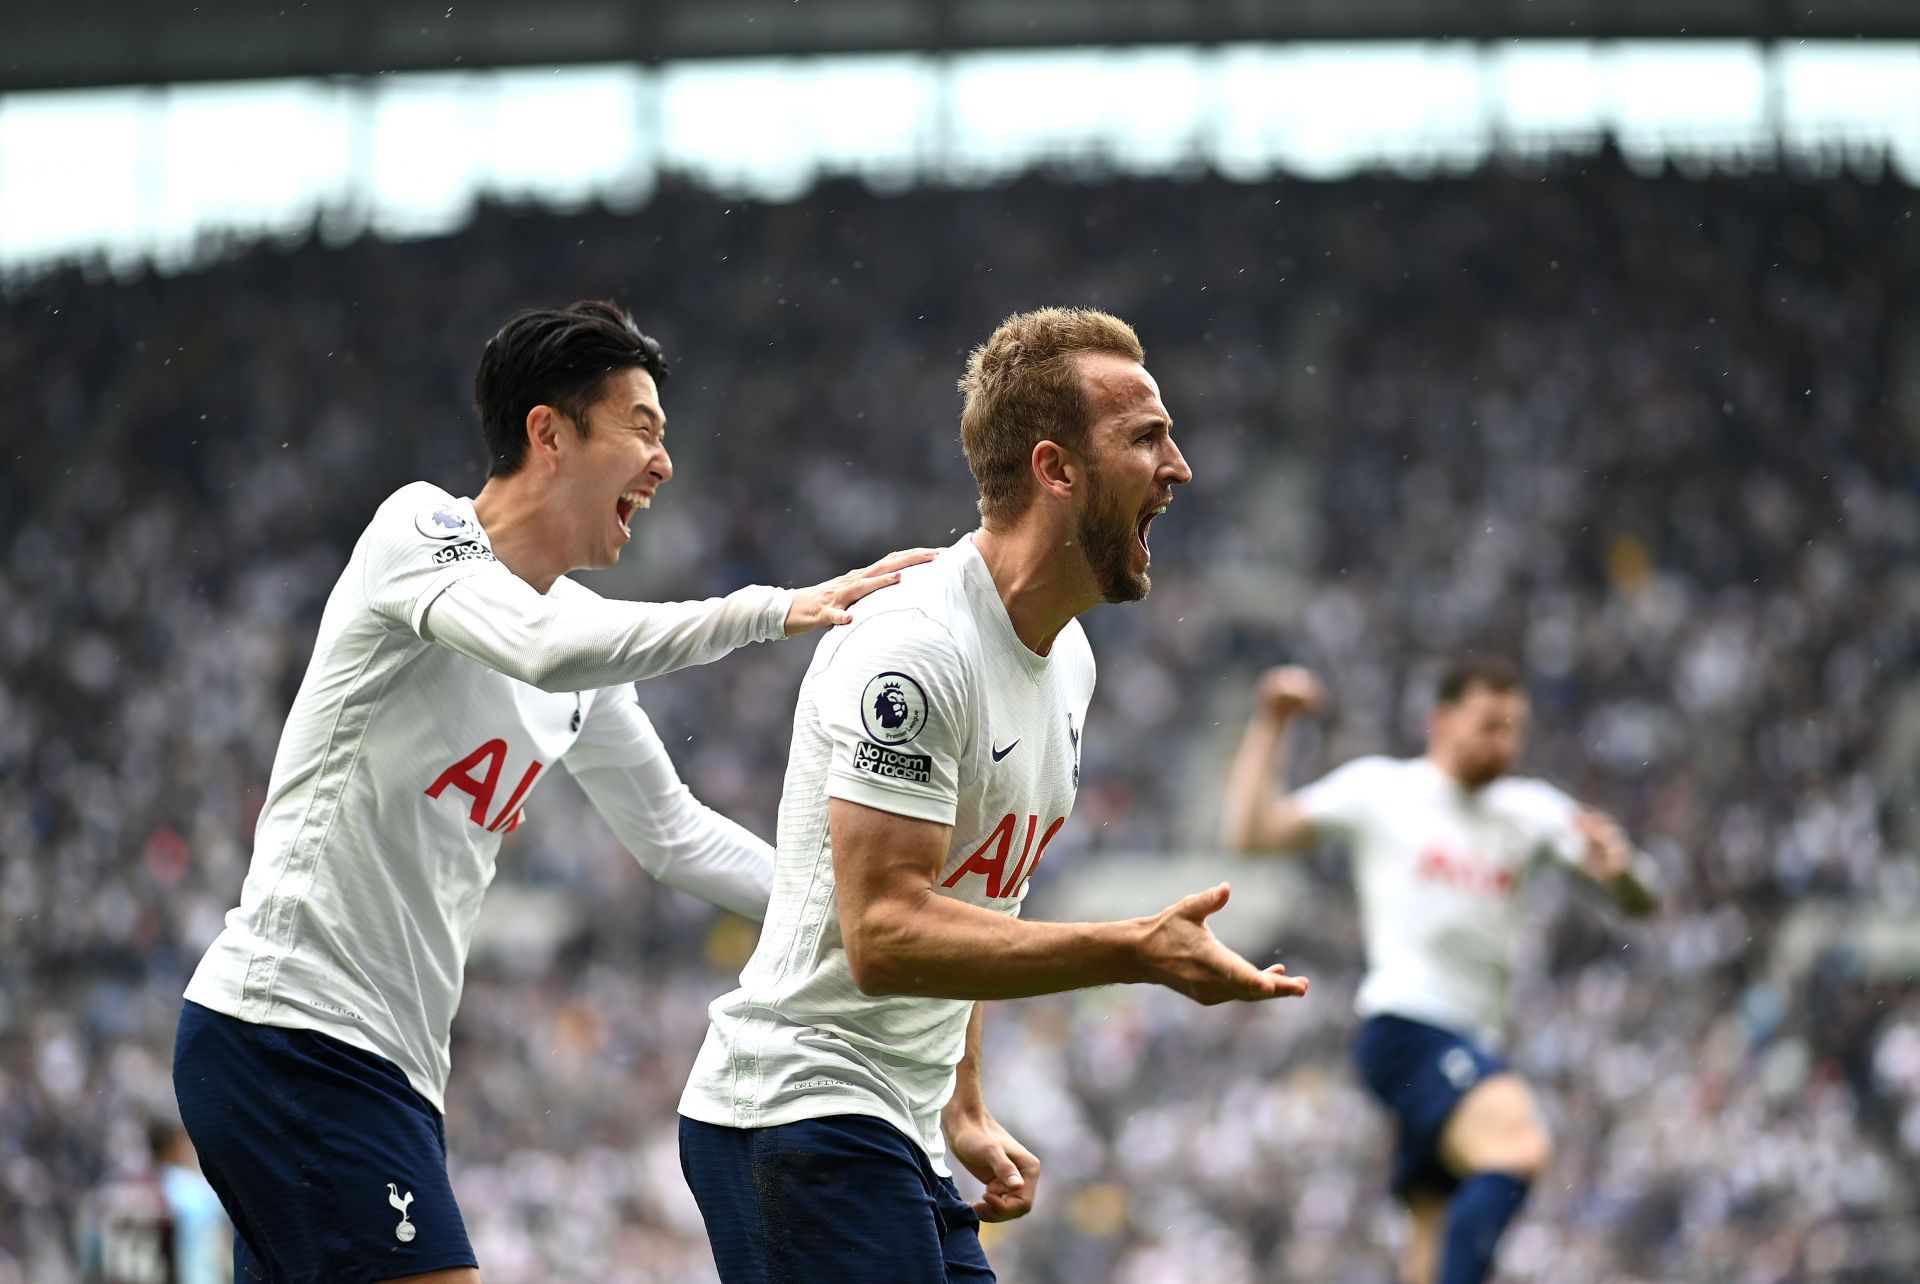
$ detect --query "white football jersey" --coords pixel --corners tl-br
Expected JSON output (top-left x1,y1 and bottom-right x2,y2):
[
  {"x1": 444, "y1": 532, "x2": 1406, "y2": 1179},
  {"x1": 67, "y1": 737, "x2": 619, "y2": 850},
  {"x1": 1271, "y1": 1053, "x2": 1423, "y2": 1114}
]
[
  {"x1": 1296, "y1": 755, "x2": 1586, "y2": 1048},
  {"x1": 679, "y1": 535, "x2": 1095, "y2": 1171},
  {"x1": 186, "y1": 481, "x2": 783, "y2": 1109}
]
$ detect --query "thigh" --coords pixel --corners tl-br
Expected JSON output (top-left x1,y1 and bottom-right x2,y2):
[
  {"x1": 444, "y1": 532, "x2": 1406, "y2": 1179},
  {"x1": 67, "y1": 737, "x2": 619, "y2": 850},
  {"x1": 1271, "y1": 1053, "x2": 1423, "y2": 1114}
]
[
  {"x1": 173, "y1": 1002, "x2": 477, "y2": 1284},
  {"x1": 681, "y1": 1114, "x2": 956, "y2": 1284},
  {"x1": 1354, "y1": 1015, "x2": 1508, "y2": 1198},
  {"x1": 1437, "y1": 1072, "x2": 1550, "y2": 1177}
]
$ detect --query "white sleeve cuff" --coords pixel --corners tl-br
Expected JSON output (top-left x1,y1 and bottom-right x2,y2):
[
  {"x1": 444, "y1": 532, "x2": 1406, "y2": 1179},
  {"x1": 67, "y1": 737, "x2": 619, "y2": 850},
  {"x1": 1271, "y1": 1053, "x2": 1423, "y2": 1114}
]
[
  {"x1": 826, "y1": 772, "x2": 959, "y2": 828},
  {"x1": 760, "y1": 588, "x2": 795, "y2": 642}
]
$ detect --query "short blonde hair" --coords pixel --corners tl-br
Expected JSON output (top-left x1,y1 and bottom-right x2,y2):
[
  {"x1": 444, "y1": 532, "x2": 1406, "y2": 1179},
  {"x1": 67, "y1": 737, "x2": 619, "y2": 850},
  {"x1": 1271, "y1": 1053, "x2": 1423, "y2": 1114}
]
[{"x1": 958, "y1": 307, "x2": 1145, "y2": 524}]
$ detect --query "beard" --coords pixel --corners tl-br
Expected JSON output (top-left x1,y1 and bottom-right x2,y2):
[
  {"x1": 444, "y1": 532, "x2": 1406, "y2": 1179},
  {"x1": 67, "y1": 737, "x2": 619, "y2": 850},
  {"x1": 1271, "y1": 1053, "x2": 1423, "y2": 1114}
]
[
  {"x1": 1444, "y1": 745, "x2": 1514, "y2": 790},
  {"x1": 1076, "y1": 463, "x2": 1151, "y2": 604}
]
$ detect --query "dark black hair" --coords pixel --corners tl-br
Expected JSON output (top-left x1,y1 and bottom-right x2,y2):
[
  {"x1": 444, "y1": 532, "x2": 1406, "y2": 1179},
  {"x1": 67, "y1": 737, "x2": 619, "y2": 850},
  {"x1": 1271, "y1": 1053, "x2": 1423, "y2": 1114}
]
[
  {"x1": 1435, "y1": 654, "x2": 1525, "y2": 706},
  {"x1": 147, "y1": 1119, "x2": 183, "y2": 1161},
  {"x1": 473, "y1": 299, "x2": 669, "y2": 477}
]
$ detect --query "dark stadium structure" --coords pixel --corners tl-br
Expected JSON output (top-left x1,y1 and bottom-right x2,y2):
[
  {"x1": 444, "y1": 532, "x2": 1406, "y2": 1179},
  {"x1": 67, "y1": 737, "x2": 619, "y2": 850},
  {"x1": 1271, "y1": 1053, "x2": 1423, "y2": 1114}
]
[{"x1": 2, "y1": 0, "x2": 1914, "y2": 92}]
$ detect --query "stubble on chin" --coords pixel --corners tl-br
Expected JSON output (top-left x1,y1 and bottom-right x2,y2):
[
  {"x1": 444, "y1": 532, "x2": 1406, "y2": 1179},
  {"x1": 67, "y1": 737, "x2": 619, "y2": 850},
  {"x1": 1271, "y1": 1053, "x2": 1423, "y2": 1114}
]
[{"x1": 1074, "y1": 498, "x2": 1150, "y2": 604}]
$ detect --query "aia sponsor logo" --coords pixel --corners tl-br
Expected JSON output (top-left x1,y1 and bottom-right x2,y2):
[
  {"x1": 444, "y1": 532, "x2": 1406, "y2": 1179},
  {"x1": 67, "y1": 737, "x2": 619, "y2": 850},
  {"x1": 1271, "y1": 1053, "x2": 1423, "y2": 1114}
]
[
  {"x1": 424, "y1": 740, "x2": 544, "y2": 833},
  {"x1": 1415, "y1": 845, "x2": 1515, "y2": 898},
  {"x1": 942, "y1": 813, "x2": 1065, "y2": 900}
]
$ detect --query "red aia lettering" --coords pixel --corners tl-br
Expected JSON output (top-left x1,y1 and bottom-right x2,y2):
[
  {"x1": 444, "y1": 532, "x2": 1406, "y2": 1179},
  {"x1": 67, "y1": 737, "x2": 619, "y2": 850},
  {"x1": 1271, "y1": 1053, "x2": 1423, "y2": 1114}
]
[
  {"x1": 1416, "y1": 845, "x2": 1452, "y2": 883},
  {"x1": 941, "y1": 814, "x2": 1064, "y2": 899},
  {"x1": 425, "y1": 739, "x2": 544, "y2": 833},
  {"x1": 485, "y1": 758, "x2": 544, "y2": 833},
  {"x1": 1415, "y1": 844, "x2": 1515, "y2": 899},
  {"x1": 943, "y1": 814, "x2": 1017, "y2": 897},
  {"x1": 1005, "y1": 816, "x2": 1064, "y2": 898}
]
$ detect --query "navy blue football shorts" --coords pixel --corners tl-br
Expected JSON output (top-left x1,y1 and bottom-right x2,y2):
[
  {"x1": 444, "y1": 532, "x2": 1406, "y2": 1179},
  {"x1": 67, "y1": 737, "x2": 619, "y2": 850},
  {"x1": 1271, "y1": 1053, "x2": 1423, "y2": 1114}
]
[
  {"x1": 172, "y1": 1000, "x2": 477, "y2": 1283},
  {"x1": 1353, "y1": 1013, "x2": 1509, "y2": 1199},
  {"x1": 679, "y1": 1114, "x2": 994, "y2": 1283}
]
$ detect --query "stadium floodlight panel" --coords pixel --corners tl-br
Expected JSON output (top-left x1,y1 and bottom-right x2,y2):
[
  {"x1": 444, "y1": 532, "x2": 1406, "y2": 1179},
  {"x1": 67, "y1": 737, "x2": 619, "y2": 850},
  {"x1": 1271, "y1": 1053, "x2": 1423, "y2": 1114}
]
[{"x1": 2, "y1": 40, "x2": 1919, "y2": 277}]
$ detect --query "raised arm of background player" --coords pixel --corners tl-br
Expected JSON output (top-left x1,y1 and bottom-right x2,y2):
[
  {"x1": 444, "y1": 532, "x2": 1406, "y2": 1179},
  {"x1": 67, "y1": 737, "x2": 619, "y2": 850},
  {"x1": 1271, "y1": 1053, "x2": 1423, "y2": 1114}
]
[
  {"x1": 831, "y1": 798, "x2": 1309, "y2": 1003},
  {"x1": 1221, "y1": 665, "x2": 1659, "y2": 915},
  {"x1": 420, "y1": 546, "x2": 936, "y2": 695}
]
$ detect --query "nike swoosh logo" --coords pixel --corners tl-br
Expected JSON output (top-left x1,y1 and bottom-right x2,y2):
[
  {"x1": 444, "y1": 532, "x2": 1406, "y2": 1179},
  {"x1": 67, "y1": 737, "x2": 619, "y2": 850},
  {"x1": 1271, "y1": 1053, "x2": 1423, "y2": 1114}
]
[{"x1": 991, "y1": 740, "x2": 1019, "y2": 761}]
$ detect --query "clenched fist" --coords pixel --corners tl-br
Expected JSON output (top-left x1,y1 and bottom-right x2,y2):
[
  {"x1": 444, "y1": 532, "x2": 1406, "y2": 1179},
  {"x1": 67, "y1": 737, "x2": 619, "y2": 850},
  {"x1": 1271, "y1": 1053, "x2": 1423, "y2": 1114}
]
[{"x1": 1254, "y1": 666, "x2": 1326, "y2": 722}]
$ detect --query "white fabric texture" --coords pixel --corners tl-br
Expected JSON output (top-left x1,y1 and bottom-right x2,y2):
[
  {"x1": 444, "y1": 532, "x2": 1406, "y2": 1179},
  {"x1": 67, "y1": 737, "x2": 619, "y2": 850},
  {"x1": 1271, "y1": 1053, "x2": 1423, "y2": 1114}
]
[
  {"x1": 186, "y1": 481, "x2": 776, "y2": 1109},
  {"x1": 572, "y1": 751, "x2": 771, "y2": 921},
  {"x1": 1295, "y1": 755, "x2": 1585, "y2": 1048},
  {"x1": 680, "y1": 535, "x2": 1096, "y2": 1173},
  {"x1": 423, "y1": 553, "x2": 791, "y2": 691}
]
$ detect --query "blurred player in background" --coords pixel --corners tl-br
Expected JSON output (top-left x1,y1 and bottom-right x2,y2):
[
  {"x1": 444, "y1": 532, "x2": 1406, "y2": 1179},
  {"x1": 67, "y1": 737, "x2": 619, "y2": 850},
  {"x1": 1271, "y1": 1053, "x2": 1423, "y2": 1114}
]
[
  {"x1": 1221, "y1": 656, "x2": 1659, "y2": 1284},
  {"x1": 171, "y1": 300, "x2": 928, "y2": 1284},
  {"x1": 79, "y1": 1120, "x2": 230, "y2": 1284},
  {"x1": 679, "y1": 307, "x2": 1310, "y2": 1283}
]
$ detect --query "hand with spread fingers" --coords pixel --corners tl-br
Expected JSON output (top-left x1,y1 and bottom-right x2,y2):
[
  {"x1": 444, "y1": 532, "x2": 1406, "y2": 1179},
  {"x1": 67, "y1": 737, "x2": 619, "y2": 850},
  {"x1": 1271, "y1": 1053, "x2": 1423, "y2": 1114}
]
[
  {"x1": 1138, "y1": 883, "x2": 1311, "y2": 1005},
  {"x1": 946, "y1": 1109, "x2": 1042, "y2": 1223},
  {"x1": 784, "y1": 547, "x2": 942, "y2": 635}
]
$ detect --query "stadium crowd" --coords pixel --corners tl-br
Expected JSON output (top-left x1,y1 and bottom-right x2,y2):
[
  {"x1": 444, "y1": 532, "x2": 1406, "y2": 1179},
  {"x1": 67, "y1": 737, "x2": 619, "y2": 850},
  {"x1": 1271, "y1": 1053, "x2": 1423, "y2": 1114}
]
[{"x1": 2, "y1": 154, "x2": 1915, "y2": 1281}]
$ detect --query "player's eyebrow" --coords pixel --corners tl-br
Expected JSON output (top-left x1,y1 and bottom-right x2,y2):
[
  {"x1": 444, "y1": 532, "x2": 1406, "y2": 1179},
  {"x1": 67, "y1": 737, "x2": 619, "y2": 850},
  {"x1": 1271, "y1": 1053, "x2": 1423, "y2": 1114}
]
[{"x1": 632, "y1": 403, "x2": 667, "y2": 436}]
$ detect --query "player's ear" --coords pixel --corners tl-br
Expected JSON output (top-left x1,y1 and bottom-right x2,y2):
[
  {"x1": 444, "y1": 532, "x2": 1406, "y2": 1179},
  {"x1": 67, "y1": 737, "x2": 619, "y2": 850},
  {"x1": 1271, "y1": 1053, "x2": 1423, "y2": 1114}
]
[
  {"x1": 1031, "y1": 439, "x2": 1080, "y2": 504},
  {"x1": 526, "y1": 405, "x2": 563, "y2": 471}
]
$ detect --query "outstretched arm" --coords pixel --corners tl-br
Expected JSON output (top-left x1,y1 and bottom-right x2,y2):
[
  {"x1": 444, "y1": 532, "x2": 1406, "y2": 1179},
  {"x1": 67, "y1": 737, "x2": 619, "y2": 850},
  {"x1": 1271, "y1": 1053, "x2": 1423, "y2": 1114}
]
[
  {"x1": 425, "y1": 575, "x2": 790, "y2": 693},
  {"x1": 1221, "y1": 666, "x2": 1327, "y2": 855},
  {"x1": 942, "y1": 1004, "x2": 1041, "y2": 1222},
  {"x1": 421, "y1": 547, "x2": 936, "y2": 694},
  {"x1": 831, "y1": 798, "x2": 1308, "y2": 1004},
  {"x1": 1572, "y1": 808, "x2": 1661, "y2": 917}
]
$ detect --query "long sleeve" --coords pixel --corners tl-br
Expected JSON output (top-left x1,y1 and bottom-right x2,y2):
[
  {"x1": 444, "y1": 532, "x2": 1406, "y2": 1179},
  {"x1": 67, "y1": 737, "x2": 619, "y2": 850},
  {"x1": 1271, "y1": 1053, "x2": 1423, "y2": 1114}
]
[
  {"x1": 420, "y1": 571, "x2": 793, "y2": 693},
  {"x1": 569, "y1": 747, "x2": 775, "y2": 920}
]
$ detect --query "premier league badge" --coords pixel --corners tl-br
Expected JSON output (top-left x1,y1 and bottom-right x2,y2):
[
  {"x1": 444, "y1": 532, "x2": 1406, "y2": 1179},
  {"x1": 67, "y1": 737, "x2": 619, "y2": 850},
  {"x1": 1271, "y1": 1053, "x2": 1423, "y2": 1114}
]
[
  {"x1": 416, "y1": 505, "x2": 478, "y2": 541},
  {"x1": 860, "y1": 672, "x2": 928, "y2": 745}
]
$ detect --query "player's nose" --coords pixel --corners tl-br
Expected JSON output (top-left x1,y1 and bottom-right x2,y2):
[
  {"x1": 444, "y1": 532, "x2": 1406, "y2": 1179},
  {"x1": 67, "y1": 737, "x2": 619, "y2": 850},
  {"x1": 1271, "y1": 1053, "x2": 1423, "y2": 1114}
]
[
  {"x1": 651, "y1": 443, "x2": 673, "y2": 484},
  {"x1": 1161, "y1": 433, "x2": 1194, "y2": 487}
]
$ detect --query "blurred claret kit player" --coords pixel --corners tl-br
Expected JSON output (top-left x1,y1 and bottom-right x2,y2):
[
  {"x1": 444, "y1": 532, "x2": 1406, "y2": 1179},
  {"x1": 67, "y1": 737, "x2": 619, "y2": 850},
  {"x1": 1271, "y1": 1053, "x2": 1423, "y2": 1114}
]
[
  {"x1": 1222, "y1": 656, "x2": 1660, "y2": 1284},
  {"x1": 79, "y1": 1119, "x2": 231, "y2": 1284},
  {"x1": 678, "y1": 307, "x2": 1310, "y2": 1284},
  {"x1": 172, "y1": 299, "x2": 929, "y2": 1284}
]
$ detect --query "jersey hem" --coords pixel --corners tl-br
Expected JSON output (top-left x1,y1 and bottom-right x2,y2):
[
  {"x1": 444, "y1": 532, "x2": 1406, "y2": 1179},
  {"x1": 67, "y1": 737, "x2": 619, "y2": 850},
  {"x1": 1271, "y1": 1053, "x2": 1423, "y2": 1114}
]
[
  {"x1": 179, "y1": 986, "x2": 451, "y2": 1113},
  {"x1": 676, "y1": 1095, "x2": 951, "y2": 1177},
  {"x1": 1355, "y1": 995, "x2": 1504, "y2": 1053}
]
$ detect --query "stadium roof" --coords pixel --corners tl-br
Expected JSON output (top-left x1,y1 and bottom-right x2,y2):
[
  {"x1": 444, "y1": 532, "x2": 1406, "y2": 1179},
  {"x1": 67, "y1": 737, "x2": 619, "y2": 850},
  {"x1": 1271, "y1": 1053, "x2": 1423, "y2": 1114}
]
[{"x1": 3, "y1": 0, "x2": 1913, "y2": 93}]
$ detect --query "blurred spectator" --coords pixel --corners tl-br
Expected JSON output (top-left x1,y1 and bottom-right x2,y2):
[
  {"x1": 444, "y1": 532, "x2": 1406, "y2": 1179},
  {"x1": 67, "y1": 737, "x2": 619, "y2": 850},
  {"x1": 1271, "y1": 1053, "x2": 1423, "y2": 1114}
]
[
  {"x1": 77, "y1": 1120, "x2": 229, "y2": 1284},
  {"x1": 2, "y1": 152, "x2": 1915, "y2": 1281}
]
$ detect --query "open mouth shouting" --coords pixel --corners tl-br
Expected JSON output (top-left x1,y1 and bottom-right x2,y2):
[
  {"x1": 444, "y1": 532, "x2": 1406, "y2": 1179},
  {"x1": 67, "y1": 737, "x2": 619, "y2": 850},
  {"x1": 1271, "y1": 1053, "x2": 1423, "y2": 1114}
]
[
  {"x1": 1136, "y1": 498, "x2": 1170, "y2": 561},
  {"x1": 614, "y1": 486, "x2": 653, "y2": 541}
]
